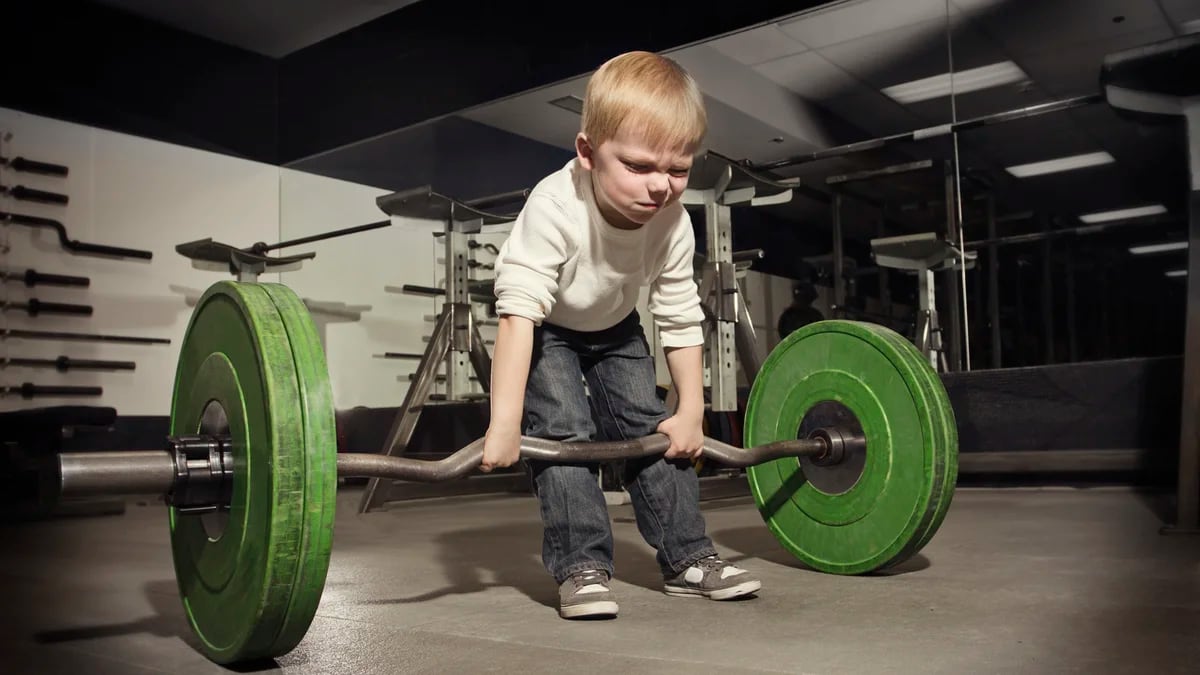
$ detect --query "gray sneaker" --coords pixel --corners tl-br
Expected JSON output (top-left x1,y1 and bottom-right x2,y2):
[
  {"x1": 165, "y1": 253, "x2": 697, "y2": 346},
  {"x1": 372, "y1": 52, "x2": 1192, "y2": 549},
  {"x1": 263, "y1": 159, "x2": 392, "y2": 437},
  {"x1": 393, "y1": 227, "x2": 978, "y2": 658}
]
[
  {"x1": 559, "y1": 569, "x2": 618, "y2": 619},
  {"x1": 664, "y1": 555, "x2": 762, "y2": 600}
]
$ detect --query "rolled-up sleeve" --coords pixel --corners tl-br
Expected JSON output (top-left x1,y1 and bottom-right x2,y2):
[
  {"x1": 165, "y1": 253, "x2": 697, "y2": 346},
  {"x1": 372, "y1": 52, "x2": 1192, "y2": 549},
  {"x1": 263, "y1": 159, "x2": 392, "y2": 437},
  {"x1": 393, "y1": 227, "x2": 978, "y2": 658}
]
[
  {"x1": 648, "y1": 220, "x2": 704, "y2": 347},
  {"x1": 492, "y1": 194, "x2": 575, "y2": 324}
]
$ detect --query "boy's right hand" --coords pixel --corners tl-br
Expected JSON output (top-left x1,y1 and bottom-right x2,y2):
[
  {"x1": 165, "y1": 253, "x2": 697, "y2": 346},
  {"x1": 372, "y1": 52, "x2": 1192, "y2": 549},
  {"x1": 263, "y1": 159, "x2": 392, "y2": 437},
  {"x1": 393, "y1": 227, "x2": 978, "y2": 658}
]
[{"x1": 481, "y1": 424, "x2": 523, "y2": 472}]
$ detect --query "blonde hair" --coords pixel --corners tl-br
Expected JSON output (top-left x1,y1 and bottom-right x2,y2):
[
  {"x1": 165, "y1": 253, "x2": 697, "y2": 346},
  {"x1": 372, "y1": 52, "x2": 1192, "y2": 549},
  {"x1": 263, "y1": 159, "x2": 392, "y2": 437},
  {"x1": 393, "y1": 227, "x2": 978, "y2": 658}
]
[{"x1": 581, "y1": 51, "x2": 707, "y2": 153}]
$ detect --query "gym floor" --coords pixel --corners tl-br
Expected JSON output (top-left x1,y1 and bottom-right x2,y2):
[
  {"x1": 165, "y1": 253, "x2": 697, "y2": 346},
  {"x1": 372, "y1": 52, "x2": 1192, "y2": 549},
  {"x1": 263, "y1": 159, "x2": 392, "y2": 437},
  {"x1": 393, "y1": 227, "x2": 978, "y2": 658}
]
[{"x1": 3, "y1": 484, "x2": 1198, "y2": 674}]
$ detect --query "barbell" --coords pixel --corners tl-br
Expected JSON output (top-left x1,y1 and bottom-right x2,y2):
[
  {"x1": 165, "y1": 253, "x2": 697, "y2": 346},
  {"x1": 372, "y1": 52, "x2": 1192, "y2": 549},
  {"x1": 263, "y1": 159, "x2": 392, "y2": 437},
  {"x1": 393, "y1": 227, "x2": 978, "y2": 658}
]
[{"x1": 52, "y1": 280, "x2": 958, "y2": 666}]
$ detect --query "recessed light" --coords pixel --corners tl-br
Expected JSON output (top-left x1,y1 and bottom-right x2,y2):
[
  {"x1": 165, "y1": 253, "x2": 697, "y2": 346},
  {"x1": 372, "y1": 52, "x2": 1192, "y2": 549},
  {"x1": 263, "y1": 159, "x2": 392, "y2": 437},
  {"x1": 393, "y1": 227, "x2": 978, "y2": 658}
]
[
  {"x1": 1078, "y1": 204, "x2": 1167, "y2": 223},
  {"x1": 881, "y1": 61, "x2": 1028, "y2": 104},
  {"x1": 1129, "y1": 241, "x2": 1188, "y2": 255},
  {"x1": 549, "y1": 95, "x2": 584, "y2": 115},
  {"x1": 1005, "y1": 151, "x2": 1115, "y2": 177},
  {"x1": 1165, "y1": 269, "x2": 1187, "y2": 278}
]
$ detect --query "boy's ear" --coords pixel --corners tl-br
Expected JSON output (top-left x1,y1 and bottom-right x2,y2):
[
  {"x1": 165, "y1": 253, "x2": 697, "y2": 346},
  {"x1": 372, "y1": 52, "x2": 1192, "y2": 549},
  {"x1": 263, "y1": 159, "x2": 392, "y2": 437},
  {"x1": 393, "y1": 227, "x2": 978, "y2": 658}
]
[{"x1": 575, "y1": 132, "x2": 595, "y2": 170}]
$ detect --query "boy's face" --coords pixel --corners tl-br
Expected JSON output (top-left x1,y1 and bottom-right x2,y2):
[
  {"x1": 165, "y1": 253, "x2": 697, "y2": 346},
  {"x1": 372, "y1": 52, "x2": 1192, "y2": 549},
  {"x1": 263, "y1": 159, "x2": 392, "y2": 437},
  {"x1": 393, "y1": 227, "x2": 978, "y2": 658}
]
[{"x1": 575, "y1": 126, "x2": 694, "y2": 230}]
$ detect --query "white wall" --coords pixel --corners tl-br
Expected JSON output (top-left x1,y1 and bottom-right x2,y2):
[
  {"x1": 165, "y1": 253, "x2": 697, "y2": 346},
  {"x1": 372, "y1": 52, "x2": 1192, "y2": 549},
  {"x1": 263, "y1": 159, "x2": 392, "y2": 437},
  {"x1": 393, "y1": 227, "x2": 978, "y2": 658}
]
[{"x1": 0, "y1": 107, "x2": 280, "y2": 415}]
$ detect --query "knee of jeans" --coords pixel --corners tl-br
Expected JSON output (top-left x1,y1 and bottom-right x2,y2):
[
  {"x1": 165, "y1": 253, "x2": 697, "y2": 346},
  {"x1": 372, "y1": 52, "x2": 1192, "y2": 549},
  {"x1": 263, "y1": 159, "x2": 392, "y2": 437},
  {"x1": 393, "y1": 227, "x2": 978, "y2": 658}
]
[{"x1": 623, "y1": 454, "x2": 692, "y2": 485}]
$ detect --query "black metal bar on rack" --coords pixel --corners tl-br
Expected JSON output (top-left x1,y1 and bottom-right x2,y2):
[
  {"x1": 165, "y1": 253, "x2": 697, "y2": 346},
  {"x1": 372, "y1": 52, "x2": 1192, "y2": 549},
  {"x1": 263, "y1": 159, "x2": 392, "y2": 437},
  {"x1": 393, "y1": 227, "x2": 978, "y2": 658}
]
[
  {"x1": 0, "y1": 328, "x2": 170, "y2": 345},
  {"x1": 2, "y1": 383, "x2": 102, "y2": 399},
  {"x1": 2, "y1": 356, "x2": 136, "y2": 371},
  {"x1": 0, "y1": 155, "x2": 69, "y2": 176},
  {"x1": 0, "y1": 184, "x2": 70, "y2": 205},
  {"x1": 248, "y1": 219, "x2": 391, "y2": 255},
  {"x1": 0, "y1": 268, "x2": 90, "y2": 288},
  {"x1": 747, "y1": 94, "x2": 1104, "y2": 171},
  {"x1": 0, "y1": 211, "x2": 153, "y2": 259},
  {"x1": 1, "y1": 298, "x2": 93, "y2": 317}
]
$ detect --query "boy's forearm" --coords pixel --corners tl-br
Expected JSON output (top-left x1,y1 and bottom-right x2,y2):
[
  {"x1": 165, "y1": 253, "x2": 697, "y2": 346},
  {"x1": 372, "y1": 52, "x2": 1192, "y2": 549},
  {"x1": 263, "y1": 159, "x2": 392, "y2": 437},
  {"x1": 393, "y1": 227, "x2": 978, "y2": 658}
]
[
  {"x1": 489, "y1": 315, "x2": 535, "y2": 430},
  {"x1": 664, "y1": 344, "x2": 704, "y2": 420}
]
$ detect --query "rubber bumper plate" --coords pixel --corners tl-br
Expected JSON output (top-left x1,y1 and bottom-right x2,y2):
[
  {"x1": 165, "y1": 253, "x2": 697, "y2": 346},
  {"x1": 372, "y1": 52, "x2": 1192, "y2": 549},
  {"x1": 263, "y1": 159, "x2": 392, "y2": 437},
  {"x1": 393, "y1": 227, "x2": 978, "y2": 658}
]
[
  {"x1": 744, "y1": 320, "x2": 957, "y2": 575},
  {"x1": 167, "y1": 280, "x2": 337, "y2": 664}
]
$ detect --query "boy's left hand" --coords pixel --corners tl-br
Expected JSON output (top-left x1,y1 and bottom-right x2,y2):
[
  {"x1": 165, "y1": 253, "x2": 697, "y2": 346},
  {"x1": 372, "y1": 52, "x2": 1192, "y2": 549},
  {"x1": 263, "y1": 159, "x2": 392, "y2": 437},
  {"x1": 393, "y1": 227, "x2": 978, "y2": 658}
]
[{"x1": 657, "y1": 412, "x2": 706, "y2": 460}]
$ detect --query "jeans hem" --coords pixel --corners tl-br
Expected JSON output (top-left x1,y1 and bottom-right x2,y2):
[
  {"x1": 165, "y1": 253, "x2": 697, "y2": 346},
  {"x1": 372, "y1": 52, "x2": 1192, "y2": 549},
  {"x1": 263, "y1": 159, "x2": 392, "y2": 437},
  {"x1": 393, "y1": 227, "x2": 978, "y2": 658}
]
[
  {"x1": 557, "y1": 561, "x2": 615, "y2": 585},
  {"x1": 665, "y1": 546, "x2": 719, "y2": 578}
]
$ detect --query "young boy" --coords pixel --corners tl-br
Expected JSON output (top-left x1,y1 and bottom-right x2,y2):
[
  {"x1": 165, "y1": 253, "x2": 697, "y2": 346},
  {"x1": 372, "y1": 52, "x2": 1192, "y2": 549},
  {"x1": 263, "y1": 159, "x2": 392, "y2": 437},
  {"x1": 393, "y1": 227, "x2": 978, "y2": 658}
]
[{"x1": 480, "y1": 50, "x2": 762, "y2": 619}]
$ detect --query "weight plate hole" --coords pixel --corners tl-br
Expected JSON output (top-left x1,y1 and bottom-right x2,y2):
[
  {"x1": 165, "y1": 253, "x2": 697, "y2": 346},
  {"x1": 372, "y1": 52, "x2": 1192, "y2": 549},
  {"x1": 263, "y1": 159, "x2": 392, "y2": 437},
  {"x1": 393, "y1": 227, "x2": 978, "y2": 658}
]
[{"x1": 796, "y1": 400, "x2": 867, "y2": 495}]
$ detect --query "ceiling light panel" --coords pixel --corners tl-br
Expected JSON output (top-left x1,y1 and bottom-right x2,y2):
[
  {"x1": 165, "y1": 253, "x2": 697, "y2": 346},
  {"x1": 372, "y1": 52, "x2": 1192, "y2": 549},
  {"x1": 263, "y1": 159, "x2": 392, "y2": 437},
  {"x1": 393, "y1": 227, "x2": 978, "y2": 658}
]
[
  {"x1": 1079, "y1": 204, "x2": 1167, "y2": 223},
  {"x1": 1005, "y1": 151, "x2": 1115, "y2": 177},
  {"x1": 1129, "y1": 241, "x2": 1188, "y2": 255},
  {"x1": 881, "y1": 60, "x2": 1027, "y2": 103}
]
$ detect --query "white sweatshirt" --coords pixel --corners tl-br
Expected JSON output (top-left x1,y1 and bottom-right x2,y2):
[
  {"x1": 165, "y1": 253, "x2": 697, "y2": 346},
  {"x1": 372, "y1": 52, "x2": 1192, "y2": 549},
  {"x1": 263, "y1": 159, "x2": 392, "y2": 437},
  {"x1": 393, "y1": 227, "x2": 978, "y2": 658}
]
[{"x1": 492, "y1": 158, "x2": 704, "y2": 348}]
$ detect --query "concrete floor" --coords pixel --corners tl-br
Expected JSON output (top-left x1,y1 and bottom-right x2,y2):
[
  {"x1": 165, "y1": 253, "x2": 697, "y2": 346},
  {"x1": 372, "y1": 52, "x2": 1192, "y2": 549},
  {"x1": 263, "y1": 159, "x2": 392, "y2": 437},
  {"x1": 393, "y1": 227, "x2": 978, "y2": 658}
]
[{"x1": 2, "y1": 483, "x2": 1198, "y2": 674}]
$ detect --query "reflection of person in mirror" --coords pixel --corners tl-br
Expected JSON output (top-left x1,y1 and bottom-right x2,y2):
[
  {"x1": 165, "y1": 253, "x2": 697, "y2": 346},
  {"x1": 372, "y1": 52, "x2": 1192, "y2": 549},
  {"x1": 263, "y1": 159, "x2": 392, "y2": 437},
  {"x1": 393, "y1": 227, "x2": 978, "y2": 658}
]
[{"x1": 481, "y1": 50, "x2": 763, "y2": 620}]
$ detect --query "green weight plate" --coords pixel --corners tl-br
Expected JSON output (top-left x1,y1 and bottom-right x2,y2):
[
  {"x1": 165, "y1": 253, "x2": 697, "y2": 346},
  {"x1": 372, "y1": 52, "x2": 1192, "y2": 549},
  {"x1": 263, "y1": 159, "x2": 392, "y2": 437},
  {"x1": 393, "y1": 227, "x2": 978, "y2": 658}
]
[
  {"x1": 260, "y1": 282, "x2": 338, "y2": 656},
  {"x1": 168, "y1": 280, "x2": 310, "y2": 664},
  {"x1": 860, "y1": 324, "x2": 958, "y2": 554},
  {"x1": 859, "y1": 322, "x2": 957, "y2": 563},
  {"x1": 744, "y1": 320, "x2": 943, "y2": 575}
]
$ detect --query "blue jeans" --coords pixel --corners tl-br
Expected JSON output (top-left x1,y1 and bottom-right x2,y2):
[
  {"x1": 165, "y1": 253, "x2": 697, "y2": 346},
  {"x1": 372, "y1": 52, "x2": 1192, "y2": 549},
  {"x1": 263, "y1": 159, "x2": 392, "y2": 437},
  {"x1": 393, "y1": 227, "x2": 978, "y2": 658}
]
[{"x1": 522, "y1": 310, "x2": 718, "y2": 584}]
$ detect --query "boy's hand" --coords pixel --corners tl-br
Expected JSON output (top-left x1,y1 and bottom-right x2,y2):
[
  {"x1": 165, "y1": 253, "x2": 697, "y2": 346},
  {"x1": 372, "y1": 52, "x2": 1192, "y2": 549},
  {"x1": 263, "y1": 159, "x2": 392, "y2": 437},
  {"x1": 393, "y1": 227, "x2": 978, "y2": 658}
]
[
  {"x1": 481, "y1": 423, "x2": 523, "y2": 472},
  {"x1": 657, "y1": 411, "x2": 706, "y2": 461}
]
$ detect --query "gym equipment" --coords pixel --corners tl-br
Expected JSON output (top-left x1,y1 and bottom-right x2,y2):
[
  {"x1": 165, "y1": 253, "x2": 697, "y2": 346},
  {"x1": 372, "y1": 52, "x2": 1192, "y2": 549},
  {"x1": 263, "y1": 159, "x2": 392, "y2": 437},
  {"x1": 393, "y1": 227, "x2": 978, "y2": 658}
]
[
  {"x1": 870, "y1": 232, "x2": 976, "y2": 371},
  {"x1": 2, "y1": 355, "x2": 136, "y2": 371},
  {"x1": 1100, "y1": 33, "x2": 1200, "y2": 533},
  {"x1": 0, "y1": 211, "x2": 153, "y2": 260},
  {"x1": 52, "y1": 276, "x2": 957, "y2": 666},
  {"x1": 359, "y1": 185, "x2": 527, "y2": 513},
  {"x1": 1, "y1": 298, "x2": 93, "y2": 317},
  {"x1": 0, "y1": 154, "x2": 69, "y2": 176},
  {"x1": 175, "y1": 218, "x2": 392, "y2": 282},
  {"x1": 0, "y1": 183, "x2": 69, "y2": 205},
  {"x1": 0, "y1": 268, "x2": 90, "y2": 288},
  {"x1": 3, "y1": 383, "x2": 102, "y2": 398},
  {"x1": 682, "y1": 150, "x2": 799, "y2": 413},
  {"x1": 749, "y1": 93, "x2": 1103, "y2": 171},
  {"x1": 0, "y1": 328, "x2": 170, "y2": 345}
]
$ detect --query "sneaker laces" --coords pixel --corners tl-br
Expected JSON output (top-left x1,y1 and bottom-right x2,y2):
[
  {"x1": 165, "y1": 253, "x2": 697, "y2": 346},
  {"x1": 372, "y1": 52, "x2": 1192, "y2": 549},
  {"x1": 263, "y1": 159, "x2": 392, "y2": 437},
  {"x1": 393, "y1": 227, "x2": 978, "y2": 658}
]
[
  {"x1": 572, "y1": 570, "x2": 609, "y2": 594},
  {"x1": 693, "y1": 555, "x2": 746, "y2": 579}
]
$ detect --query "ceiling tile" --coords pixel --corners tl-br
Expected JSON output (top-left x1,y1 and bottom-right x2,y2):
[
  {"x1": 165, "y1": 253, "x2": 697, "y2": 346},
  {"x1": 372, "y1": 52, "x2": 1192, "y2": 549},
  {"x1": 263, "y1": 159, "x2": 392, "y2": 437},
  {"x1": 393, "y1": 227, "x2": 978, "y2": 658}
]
[
  {"x1": 817, "y1": 17, "x2": 953, "y2": 90},
  {"x1": 777, "y1": 0, "x2": 951, "y2": 49},
  {"x1": 708, "y1": 24, "x2": 808, "y2": 65},
  {"x1": 961, "y1": 0, "x2": 1171, "y2": 55},
  {"x1": 753, "y1": 51, "x2": 860, "y2": 101},
  {"x1": 1016, "y1": 26, "x2": 1176, "y2": 98},
  {"x1": 1160, "y1": 0, "x2": 1200, "y2": 26}
]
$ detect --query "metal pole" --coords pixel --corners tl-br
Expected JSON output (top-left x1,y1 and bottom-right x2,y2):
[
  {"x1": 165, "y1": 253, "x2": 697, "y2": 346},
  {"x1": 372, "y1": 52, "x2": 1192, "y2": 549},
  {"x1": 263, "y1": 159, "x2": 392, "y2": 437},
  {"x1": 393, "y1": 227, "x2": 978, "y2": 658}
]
[
  {"x1": 832, "y1": 193, "x2": 845, "y2": 318},
  {"x1": 1065, "y1": 240, "x2": 1078, "y2": 362},
  {"x1": 942, "y1": 163, "x2": 963, "y2": 371},
  {"x1": 1168, "y1": 104, "x2": 1200, "y2": 533},
  {"x1": 750, "y1": 94, "x2": 1103, "y2": 171},
  {"x1": 1042, "y1": 216, "x2": 1055, "y2": 364},
  {"x1": 987, "y1": 196, "x2": 1001, "y2": 369}
]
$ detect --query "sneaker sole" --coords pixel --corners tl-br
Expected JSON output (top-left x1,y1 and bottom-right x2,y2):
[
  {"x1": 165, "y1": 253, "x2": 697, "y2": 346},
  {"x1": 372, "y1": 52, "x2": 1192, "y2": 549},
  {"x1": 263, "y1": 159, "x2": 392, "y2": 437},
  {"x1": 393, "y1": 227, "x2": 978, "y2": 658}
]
[
  {"x1": 560, "y1": 600, "x2": 619, "y2": 619},
  {"x1": 664, "y1": 579, "x2": 762, "y2": 600}
]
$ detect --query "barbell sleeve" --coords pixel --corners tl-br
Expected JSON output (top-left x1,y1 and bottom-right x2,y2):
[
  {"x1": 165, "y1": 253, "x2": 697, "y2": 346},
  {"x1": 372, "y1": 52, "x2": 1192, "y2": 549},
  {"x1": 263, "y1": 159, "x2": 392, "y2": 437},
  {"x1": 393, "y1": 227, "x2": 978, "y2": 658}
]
[{"x1": 59, "y1": 450, "x2": 176, "y2": 497}]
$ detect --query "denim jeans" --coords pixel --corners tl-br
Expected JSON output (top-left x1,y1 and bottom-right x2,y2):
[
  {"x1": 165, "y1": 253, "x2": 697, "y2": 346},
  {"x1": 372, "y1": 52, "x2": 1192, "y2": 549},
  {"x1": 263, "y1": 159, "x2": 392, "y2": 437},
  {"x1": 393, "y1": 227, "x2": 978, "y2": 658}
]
[{"x1": 523, "y1": 310, "x2": 718, "y2": 584}]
